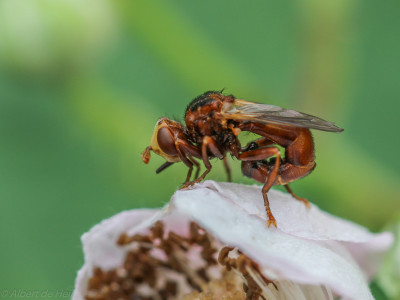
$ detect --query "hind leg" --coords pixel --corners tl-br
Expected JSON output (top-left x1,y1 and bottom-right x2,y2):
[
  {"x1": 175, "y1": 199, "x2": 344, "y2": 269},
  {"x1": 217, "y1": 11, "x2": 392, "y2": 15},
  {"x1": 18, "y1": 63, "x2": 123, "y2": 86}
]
[
  {"x1": 277, "y1": 161, "x2": 315, "y2": 207},
  {"x1": 239, "y1": 147, "x2": 281, "y2": 227},
  {"x1": 284, "y1": 184, "x2": 310, "y2": 208}
]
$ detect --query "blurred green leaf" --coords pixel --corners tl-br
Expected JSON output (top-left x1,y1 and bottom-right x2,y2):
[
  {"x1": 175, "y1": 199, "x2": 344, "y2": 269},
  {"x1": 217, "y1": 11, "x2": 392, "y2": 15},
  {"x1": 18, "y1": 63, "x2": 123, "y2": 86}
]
[
  {"x1": 297, "y1": 134, "x2": 400, "y2": 229},
  {"x1": 114, "y1": 0, "x2": 264, "y2": 98},
  {"x1": 0, "y1": 0, "x2": 116, "y2": 73},
  {"x1": 370, "y1": 280, "x2": 390, "y2": 300}
]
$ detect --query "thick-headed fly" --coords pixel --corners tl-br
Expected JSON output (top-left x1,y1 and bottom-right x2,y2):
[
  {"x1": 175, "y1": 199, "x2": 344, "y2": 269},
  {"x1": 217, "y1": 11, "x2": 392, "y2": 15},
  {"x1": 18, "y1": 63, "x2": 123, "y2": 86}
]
[{"x1": 142, "y1": 91, "x2": 343, "y2": 227}]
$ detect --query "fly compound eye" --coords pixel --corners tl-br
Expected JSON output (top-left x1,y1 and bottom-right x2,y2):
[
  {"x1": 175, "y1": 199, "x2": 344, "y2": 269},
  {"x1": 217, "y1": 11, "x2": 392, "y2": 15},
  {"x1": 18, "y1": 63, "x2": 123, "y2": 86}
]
[{"x1": 157, "y1": 127, "x2": 178, "y2": 156}]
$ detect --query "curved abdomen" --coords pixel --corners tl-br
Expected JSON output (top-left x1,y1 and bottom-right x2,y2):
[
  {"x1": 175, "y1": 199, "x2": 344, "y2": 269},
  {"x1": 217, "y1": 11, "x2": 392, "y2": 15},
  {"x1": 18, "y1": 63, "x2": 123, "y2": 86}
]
[{"x1": 240, "y1": 122, "x2": 316, "y2": 185}]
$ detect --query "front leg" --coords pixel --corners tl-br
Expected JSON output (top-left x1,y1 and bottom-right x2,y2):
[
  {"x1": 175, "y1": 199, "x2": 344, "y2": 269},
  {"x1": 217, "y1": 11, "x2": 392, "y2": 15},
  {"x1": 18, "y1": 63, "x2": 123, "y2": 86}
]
[
  {"x1": 174, "y1": 143, "x2": 196, "y2": 185},
  {"x1": 182, "y1": 136, "x2": 223, "y2": 188}
]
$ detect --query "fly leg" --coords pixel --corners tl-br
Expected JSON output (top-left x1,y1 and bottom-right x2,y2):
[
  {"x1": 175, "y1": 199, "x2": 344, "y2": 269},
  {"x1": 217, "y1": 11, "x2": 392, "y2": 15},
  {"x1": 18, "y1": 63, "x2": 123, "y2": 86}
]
[
  {"x1": 241, "y1": 137, "x2": 274, "y2": 152},
  {"x1": 182, "y1": 136, "x2": 223, "y2": 188},
  {"x1": 174, "y1": 139, "x2": 202, "y2": 187},
  {"x1": 175, "y1": 147, "x2": 195, "y2": 185},
  {"x1": 239, "y1": 124, "x2": 316, "y2": 221},
  {"x1": 156, "y1": 161, "x2": 174, "y2": 174},
  {"x1": 239, "y1": 147, "x2": 281, "y2": 227},
  {"x1": 284, "y1": 184, "x2": 310, "y2": 208},
  {"x1": 188, "y1": 156, "x2": 201, "y2": 180},
  {"x1": 223, "y1": 157, "x2": 232, "y2": 182},
  {"x1": 196, "y1": 136, "x2": 223, "y2": 183}
]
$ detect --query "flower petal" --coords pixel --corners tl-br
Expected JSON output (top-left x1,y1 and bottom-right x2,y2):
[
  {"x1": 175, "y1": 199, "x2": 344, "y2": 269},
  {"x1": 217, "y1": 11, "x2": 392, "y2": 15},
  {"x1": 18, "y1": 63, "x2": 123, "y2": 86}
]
[
  {"x1": 202, "y1": 181, "x2": 390, "y2": 243},
  {"x1": 170, "y1": 181, "x2": 393, "y2": 300},
  {"x1": 73, "y1": 209, "x2": 162, "y2": 300},
  {"x1": 196, "y1": 181, "x2": 393, "y2": 277},
  {"x1": 73, "y1": 181, "x2": 393, "y2": 300}
]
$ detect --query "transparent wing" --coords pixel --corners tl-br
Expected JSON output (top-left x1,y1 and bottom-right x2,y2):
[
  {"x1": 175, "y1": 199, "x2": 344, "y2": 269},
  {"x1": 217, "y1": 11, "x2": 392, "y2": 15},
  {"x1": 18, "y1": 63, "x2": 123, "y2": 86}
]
[{"x1": 222, "y1": 100, "x2": 344, "y2": 132}]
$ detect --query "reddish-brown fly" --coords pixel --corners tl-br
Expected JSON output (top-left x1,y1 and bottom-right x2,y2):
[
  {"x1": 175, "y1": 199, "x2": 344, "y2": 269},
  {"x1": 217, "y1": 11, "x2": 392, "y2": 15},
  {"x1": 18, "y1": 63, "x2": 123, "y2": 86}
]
[{"x1": 142, "y1": 91, "x2": 343, "y2": 227}]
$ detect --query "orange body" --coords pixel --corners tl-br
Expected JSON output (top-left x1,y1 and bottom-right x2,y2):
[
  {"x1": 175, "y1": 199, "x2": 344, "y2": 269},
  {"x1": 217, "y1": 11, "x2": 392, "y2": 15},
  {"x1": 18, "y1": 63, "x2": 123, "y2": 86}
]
[
  {"x1": 142, "y1": 91, "x2": 343, "y2": 227},
  {"x1": 239, "y1": 122, "x2": 316, "y2": 186}
]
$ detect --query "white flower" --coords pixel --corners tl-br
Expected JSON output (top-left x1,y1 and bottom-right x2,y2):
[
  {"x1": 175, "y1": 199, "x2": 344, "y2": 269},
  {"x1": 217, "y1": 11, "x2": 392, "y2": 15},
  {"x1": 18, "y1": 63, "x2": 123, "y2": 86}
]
[{"x1": 73, "y1": 181, "x2": 393, "y2": 300}]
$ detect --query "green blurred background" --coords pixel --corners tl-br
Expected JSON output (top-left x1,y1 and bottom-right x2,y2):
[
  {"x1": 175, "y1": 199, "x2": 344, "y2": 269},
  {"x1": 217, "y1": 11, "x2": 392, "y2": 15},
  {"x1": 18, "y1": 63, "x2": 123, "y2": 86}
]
[{"x1": 0, "y1": 0, "x2": 399, "y2": 299}]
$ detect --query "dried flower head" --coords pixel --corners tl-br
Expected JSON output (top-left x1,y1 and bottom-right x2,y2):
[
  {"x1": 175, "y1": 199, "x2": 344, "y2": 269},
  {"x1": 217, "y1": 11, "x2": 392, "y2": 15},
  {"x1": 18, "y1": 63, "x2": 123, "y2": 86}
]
[{"x1": 73, "y1": 181, "x2": 393, "y2": 300}]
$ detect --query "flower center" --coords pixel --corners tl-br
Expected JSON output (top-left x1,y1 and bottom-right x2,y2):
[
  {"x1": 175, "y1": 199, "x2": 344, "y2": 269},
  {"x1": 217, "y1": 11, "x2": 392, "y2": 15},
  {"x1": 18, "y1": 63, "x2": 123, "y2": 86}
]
[{"x1": 84, "y1": 221, "x2": 334, "y2": 300}]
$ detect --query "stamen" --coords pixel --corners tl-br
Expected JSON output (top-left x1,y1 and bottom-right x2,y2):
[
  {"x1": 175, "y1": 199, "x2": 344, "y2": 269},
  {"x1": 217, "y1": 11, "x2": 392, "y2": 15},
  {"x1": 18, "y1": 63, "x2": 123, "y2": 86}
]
[
  {"x1": 85, "y1": 221, "x2": 333, "y2": 300},
  {"x1": 85, "y1": 221, "x2": 220, "y2": 299}
]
